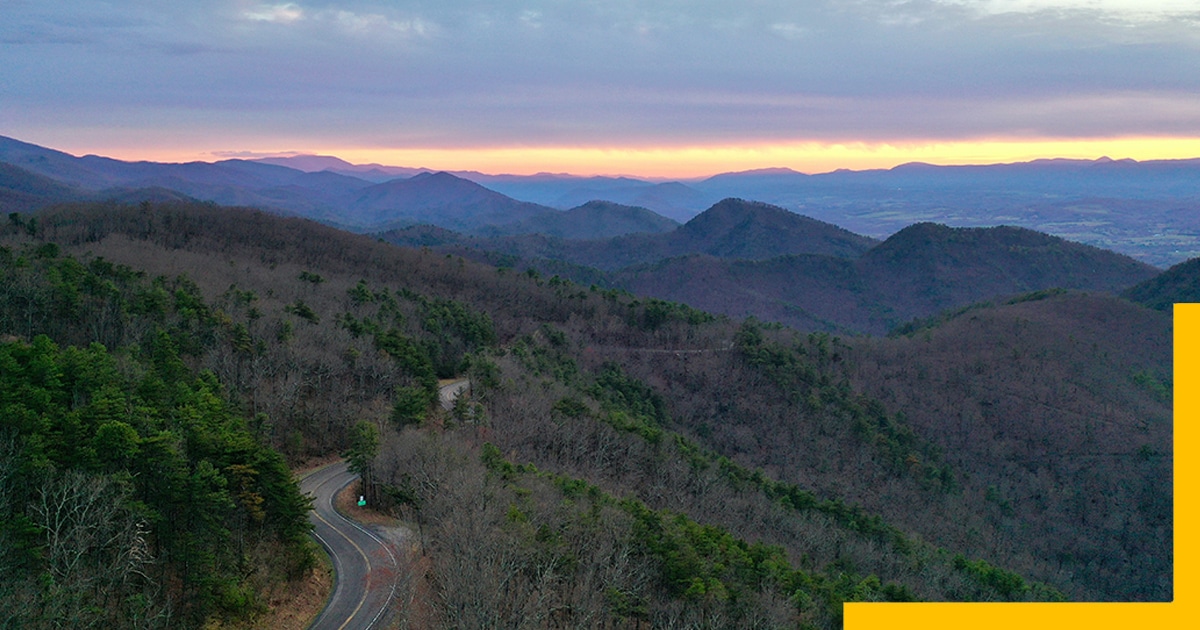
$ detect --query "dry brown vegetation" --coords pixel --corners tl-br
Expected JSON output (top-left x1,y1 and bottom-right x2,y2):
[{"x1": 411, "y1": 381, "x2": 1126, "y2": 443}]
[
  {"x1": 847, "y1": 293, "x2": 1172, "y2": 599},
  {"x1": 2, "y1": 200, "x2": 1173, "y2": 628}
]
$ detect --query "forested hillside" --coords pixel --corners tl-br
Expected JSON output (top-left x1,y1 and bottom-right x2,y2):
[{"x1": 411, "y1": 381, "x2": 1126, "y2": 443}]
[
  {"x1": 476, "y1": 200, "x2": 679, "y2": 239},
  {"x1": 0, "y1": 162, "x2": 88, "y2": 213},
  {"x1": 0, "y1": 230, "x2": 314, "y2": 628},
  {"x1": 385, "y1": 204, "x2": 1159, "y2": 334},
  {"x1": 1123, "y1": 256, "x2": 1200, "y2": 310},
  {"x1": 853, "y1": 292, "x2": 1172, "y2": 599},
  {"x1": 380, "y1": 198, "x2": 876, "y2": 274},
  {"x1": 1, "y1": 201, "x2": 1172, "y2": 628}
]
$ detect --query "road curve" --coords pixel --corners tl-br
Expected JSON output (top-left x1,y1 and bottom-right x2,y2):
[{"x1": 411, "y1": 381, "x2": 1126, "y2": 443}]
[
  {"x1": 300, "y1": 461, "x2": 399, "y2": 630},
  {"x1": 438, "y1": 378, "x2": 470, "y2": 411}
]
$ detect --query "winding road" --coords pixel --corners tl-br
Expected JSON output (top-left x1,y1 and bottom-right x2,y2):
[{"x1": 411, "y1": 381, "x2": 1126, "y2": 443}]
[
  {"x1": 438, "y1": 378, "x2": 470, "y2": 410},
  {"x1": 300, "y1": 462, "x2": 399, "y2": 630}
]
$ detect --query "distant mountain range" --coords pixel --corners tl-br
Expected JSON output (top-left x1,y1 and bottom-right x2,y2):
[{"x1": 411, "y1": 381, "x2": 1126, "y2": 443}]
[
  {"x1": 381, "y1": 199, "x2": 877, "y2": 271},
  {"x1": 382, "y1": 198, "x2": 1156, "y2": 334},
  {"x1": 0, "y1": 135, "x2": 683, "y2": 239},
  {"x1": 621, "y1": 222, "x2": 1156, "y2": 334},
  {"x1": 257, "y1": 151, "x2": 1200, "y2": 267},
  {"x1": 3, "y1": 134, "x2": 1199, "y2": 266},
  {"x1": 0, "y1": 161, "x2": 84, "y2": 212}
]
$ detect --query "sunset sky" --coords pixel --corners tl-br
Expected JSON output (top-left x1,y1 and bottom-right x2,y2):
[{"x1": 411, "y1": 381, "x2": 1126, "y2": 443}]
[{"x1": 2, "y1": 0, "x2": 1198, "y2": 177}]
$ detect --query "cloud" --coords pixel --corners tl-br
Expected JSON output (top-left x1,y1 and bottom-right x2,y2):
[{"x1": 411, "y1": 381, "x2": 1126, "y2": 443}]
[
  {"x1": 242, "y1": 3, "x2": 304, "y2": 24},
  {"x1": 2, "y1": 0, "x2": 1198, "y2": 163},
  {"x1": 209, "y1": 149, "x2": 307, "y2": 158},
  {"x1": 237, "y1": 2, "x2": 436, "y2": 39},
  {"x1": 520, "y1": 10, "x2": 543, "y2": 29},
  {"x1": 769, "y1": 22, "x2": 808, "y2": 40},
  {"x1": 933, "y1": 0, "x2": 1200, "y2": 21},
  {"x1": 330, "y1": 10, "x2": 433, "y2": 36}
]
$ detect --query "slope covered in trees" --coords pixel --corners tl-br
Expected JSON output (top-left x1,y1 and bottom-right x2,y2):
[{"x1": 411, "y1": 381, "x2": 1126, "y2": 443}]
[
  {"x1": 1123, "y1": 256, "x2": 1200, "y2": 311},
  {"x1": 476, "y1": 200, "x2": 680, "y2": 239},
  {"x1": 380, "y1": 197, "x2": 876, "y2": 274},
  {"x1": 615, "y1": 223, "x2": 1157, "y2": 334},
  {"x1": 852, "y1": 291, "x2": 1172, "y2": 599},
  {"x1": 0, "y1": 239, "x2": 314, "y2": 628},
  {"x1": 346, "y1": 171, "x2": 554, "y2": 232},
  {"x1": 1, "y1": 200, "x2": 1172, "y2": 627},
  {"x1": 398, "y1": 212, "x2": 1159, "y2": 334},
  {"x1": 1, "y1": 163, "x2": 87, "y2": 213}
]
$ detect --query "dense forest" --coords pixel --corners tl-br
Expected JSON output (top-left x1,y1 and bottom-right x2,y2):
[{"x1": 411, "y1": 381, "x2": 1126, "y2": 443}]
[
  {"x1": 0, "y1": 231, "x2": 314, "y2": 628},
  {"x1": 0, "y1": 201, "x2": 1173, "y2": 628}
]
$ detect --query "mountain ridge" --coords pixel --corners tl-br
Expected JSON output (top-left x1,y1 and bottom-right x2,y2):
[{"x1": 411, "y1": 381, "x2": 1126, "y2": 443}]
[
  {"x1": 476, "y1": 200, "x2": 679, "y2": 239},
  {"x1": 406, "y1": 211, "x2": 1158, "y2": 335},
  {"x1": 612, "y1": 221, "x2": 1158, "y2": 334},
  {"x1": 379, "y1": 197, "x2": 879, "y2": 273},
  {"x1": 4, "y1": 134, "x2": 1199, "y2": 265}
]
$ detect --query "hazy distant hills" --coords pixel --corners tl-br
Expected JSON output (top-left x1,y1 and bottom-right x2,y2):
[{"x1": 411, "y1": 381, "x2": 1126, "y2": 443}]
[
  {"x1": 381, "y1": 198, "x2": 877, "y2": 272},
  {"x1": 0, "y1": 161, "x2": 87, "y2": 212},
  {"x1": 0, "y1": 135, "x2": 681, "y2": 238},
  {"x1": 476, "y1": 200, "x2": 679, "y2": 239},
  {"x1": 343, "y1": 171, "x2": 553, "y2": 232},
  {"x1": 255, "y1": 154, "x2": 426, "y2": 180},
  {"x1": 672, "y1": 198, "x2": 876, "y2": 259},
  {"x1": 689, "y1": 161, "x2": 1200, "y2": 267},
  {"x1": 4, "y1": 134, "x2": 1200, "y2": 265},
  {"x1": 0, "y1": 160, "x2": 203, "y2": 212},
  {"x1": 0, "y1": 135, "x2": 371, "y2": 220},
  {"x1": 612, "y1": 222, "x2": 1158, "y2": 334},
  {"x1": 474, "y1": 159, "x2": 1200, "y2": 267},
  {"x1": 537, "y1": 180, "x2": 712, "y2": 222},
  {"x1": 251, "y1": 154, "x2": 711, "y2": 222},
  {"x1": 387, "y1": 199, "x2": 1159, "y2": 334}
]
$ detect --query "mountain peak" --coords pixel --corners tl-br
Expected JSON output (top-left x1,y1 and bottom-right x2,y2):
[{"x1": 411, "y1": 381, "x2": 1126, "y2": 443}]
[
  {"x1": 254, "y1": 154, "x2": 357, "y2": 172},
  {"x1": 348, "y1": 169, "x2": 553, "y2": 231},
  {"x1": 683, "y1": 198, "x2": 789, "y2": 228},
  {"x1": 676, "y1": 198, "x2": 876, "y2": 259}
]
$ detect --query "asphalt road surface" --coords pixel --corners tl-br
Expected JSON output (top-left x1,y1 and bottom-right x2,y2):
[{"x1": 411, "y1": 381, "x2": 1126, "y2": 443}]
[
  {"x1": 438, "y1": 378, "x2": 470, "y2": 411},
  {"x1": 300, "y1": 461, "x2": 399, "y2": 630}
]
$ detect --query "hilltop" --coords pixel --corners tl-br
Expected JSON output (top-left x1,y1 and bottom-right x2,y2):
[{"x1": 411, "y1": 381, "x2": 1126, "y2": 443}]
[
  {"x1": 343, "y1": 171, "x2": 550, "y2": 231},
  {"x1": 381, "y1": 197, "x2": 876, "y2": 272},
  {"x1": 476, "y1": 200, "x2": 679, "y2": 239}
]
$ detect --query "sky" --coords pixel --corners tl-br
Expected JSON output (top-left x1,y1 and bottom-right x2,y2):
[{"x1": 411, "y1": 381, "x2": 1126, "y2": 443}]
[{"x1": 2, "y1": 0, "x2": 1199, "y2": 177}]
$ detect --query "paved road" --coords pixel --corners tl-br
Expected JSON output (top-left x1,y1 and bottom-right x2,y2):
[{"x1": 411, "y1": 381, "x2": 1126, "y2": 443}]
[
  {"x1": 300, "y1": 462, "x2": 398, "y2": 630},
  {"x1": 438, "y1": 378, "x2": 470, "y2": 411}
]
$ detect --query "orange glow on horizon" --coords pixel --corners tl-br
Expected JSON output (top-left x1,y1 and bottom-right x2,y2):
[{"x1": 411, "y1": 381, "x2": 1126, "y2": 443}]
[{"x1": 59, "y1": 136, "x2": 1200, "y2": 178}]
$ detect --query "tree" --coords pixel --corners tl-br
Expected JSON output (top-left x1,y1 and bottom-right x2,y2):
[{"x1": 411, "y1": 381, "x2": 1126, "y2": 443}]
[
  {"x1": 344, "y1": 421, "x2": 380, "y2": 503},
  {"x1": 29, "y1": 469, "x2": 165, "y2": 629},
  {"x1": 392, "y1": 386, "x2": 431, "y2": 429}
]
